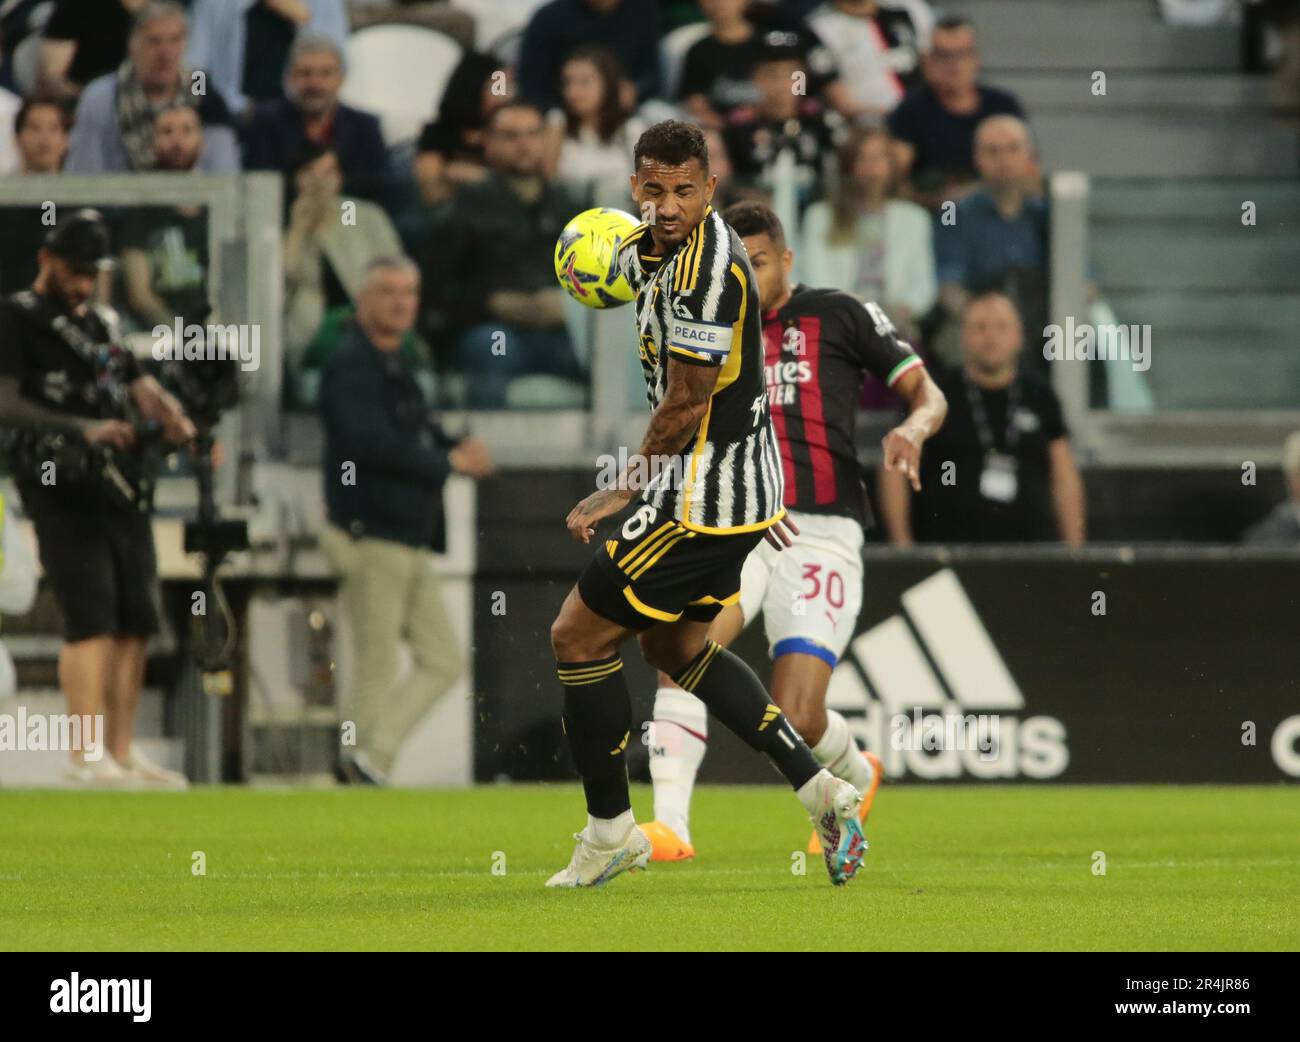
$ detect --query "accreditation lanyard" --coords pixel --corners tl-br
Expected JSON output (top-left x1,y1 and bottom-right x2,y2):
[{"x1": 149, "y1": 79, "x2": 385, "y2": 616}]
[{"x1": 964, "y1": 374, "x2": 1021, "y2": 503}]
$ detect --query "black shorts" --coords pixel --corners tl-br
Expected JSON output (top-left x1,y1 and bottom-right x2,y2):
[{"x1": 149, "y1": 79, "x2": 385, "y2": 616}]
[
  {"x1": 33, "y1": 506, "x2": 161, "y2": 642},
  {"x1": 577, "y1": 504, "x2": 769, "y2": 630}
]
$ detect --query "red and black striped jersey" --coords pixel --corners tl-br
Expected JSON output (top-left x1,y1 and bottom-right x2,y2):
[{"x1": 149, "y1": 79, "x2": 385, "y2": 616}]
[{"x1": 762, "y1": 284, "x2": 923, "y2": 526}]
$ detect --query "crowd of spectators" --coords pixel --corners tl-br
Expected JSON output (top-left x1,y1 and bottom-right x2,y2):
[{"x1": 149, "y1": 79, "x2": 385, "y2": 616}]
[
  {"x1": 0, "y1": 0, "x2": 1290, "y2": 547},
  {"x1": 0, "y1": 0, "x2": 1036, "y2": 402}
]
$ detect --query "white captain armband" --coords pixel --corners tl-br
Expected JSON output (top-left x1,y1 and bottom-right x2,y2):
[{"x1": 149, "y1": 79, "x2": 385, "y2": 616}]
[{"x1": 666, "y1": 316, "x2": 730, "y2": 366}]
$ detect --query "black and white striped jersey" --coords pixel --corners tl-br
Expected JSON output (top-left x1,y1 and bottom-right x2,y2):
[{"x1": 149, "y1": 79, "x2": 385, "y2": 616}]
[{"x1": 616, "y1": 206, "x2": 785, "y2": 533}]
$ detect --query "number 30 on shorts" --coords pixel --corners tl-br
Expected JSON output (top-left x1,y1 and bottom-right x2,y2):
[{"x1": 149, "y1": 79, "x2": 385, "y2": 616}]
[{"x1": 801, "y1": 563, "x2": 846, "y2": 609}]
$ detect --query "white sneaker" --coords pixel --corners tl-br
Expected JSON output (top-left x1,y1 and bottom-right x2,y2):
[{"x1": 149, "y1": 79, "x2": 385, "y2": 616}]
[
  {"x1": 123, "y1": 745, "x2": 190, "y2": 789},
  {"x1": 546, "y1": 825, "x2": 652, "y2": 888},
  {"x1": 64, "y1": 754, "x2": 134, "y2": 788},
  {"x1": 807, "y1": 771, "x2": 868, "y2": 886}
]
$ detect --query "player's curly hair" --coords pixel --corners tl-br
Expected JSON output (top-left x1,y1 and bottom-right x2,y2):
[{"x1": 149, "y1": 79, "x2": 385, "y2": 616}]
[
  {"x1": 723, "y1": 200, "x2": 786, "y2": 248},
  {"x1": 634, "y1": 120, "x2": 709, "y2": 173}
]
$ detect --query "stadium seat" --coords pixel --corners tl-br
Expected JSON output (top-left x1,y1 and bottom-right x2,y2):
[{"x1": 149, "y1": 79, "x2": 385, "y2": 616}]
[
  {"x1": 340, "y1": 25, "x2": 462, "y2": 147},
  {"x1": 449, "y1": 0, "x2": 548, "y2": 52},
  {"x1": 659, "y1": 21, "x2": 712, "y2": 102},
  {"x1": 10, "y1": 31, "x2": 42, "y2": 96},
  {"x1": 488, "y1": 26, "x2": 526, "y2": 71},
  {"x1": 504, "y1": 375, "x2": 588, "y2": 409},
  {"x1": 348, "y1": 1, "x2": 475, "y2": 48}
]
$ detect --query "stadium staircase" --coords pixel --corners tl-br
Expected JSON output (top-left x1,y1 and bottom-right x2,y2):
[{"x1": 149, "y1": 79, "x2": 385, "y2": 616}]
[{"x1": 947, "y1": 0, "x2": 1300, "y2": 410}]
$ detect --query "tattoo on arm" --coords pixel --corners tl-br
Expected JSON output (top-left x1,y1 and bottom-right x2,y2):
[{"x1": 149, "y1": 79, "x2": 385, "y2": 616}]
[{"x1": 624, "y1": 360, "x2": 719, "y2": 489}]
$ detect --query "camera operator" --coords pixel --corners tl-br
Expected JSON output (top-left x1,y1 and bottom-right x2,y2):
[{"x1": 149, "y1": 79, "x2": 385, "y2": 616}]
[{"x1": 0, "y1": 209, "x2": 198, "y2": 787}]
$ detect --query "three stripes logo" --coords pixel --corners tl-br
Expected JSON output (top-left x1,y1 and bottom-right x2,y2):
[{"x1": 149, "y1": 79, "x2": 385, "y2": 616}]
[{"x1": 827, "y1": 569, "x2": 1069, "y2": 780}]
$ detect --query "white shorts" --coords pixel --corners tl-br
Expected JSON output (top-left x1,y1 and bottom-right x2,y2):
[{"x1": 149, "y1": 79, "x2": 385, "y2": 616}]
[{"x1": 738, "y1": 510, "x2": 864, "y2": 667}]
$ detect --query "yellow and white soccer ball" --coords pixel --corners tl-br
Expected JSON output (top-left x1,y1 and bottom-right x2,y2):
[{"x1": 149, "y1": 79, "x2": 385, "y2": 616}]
[{"x1": 553, "y1": 207, "x2": 638, "y2": 309}]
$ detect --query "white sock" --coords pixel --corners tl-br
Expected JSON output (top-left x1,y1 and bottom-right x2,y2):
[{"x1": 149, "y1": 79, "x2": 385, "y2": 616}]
[
  {"x1": 795, "y1": 768, "x2": 834, "y2": 815},
  {"x1": 648, "y1": 686, "x2": 709, "y2": 843},
  {"x1": 588, "y1": 808, "x2": 635, "y2": 847},
  {"x1": 811, "y1": 711, "x2": 872, "y2": 793}
]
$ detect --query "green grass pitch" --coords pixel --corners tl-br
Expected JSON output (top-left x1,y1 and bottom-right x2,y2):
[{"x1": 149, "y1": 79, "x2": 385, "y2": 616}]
[{"x1": 1, "y1": 784, "x2": 1296, "y2": 951}]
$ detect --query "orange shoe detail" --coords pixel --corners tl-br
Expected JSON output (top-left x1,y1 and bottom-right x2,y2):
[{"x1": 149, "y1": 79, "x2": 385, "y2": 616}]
[{"x1": 641, "y1": 820, "x2": 695, "y2": 862}]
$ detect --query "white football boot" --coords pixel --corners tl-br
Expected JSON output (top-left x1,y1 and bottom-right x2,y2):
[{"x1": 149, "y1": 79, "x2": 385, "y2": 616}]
[
  {"x1": 546, "y1": 825, "x2": 652, "y2": 888},
  {"x1": 807, "y1": 773, "x2": 868, "y2": 885}
]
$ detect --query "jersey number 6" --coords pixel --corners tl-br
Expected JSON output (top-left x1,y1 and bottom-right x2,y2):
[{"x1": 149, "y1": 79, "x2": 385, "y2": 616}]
[{"x1": 622, "y1": 504, "x2": 656, "y2": 540}]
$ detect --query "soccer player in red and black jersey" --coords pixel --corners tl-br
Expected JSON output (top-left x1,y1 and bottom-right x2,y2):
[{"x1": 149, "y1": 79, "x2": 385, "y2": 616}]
[{"x1": 643, "y1": 199, "x2": 948, "y2": 861}]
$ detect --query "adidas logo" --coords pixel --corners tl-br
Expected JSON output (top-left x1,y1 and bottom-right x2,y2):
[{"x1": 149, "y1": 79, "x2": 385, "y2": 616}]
[{"x1": 828, "y1": 569, "x2": 1069, "y2": 780}]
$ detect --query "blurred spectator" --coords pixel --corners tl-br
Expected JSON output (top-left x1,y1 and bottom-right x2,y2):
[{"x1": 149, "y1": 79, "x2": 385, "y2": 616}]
[
  {"x1": 517, "y1": 0, "x2": 660, "y2": 113},
  {"x1": 879, "y1": 292, "x2": 1085, "y2": 545},
  {"x1": 679, "y1": 0, "x2": 846, "y2": 129},
  {"x1": 14, "y1": 97, "x2": 71, "y2": 174},
  {"x1": 0, "y1": 100, "x2": 66, "y2": 289},
  {"x1": 150, "y1": 101, "x2": 203, "y2": 172},
  {"x1": 414, "y1": 51, "x2": 513, "y2": 207},
  {"x1": 37, "y1": 0, "x2": 148, "y2": 103},
  {"x1": 934, "y1": 115, "x2": 1047, "y2": 375},
  {"x1": 1242, "y1": 431, "x2": 1300, "y2": 545},
  {"x1": 296, "y1": 301, "x2": 435, "y2": 409},
  {"x1": 799, "y1": 127, "x2": 935, "y2": 345},
  {"x1": 543, "y1": 45, "x2": 646, "y2": 201},
  {"x1": 807, "y1": 0, "x2": 929, "y2": 115},
  {"x1": 64, "y1": 2, "x2": 241, "y2": 173},
  {"x1": 242, "y1": 32, "x2": 391, "y2": 205},
  {"x1": 701, "y1": 124, "x2": 749, "y2": 209},
  {"x1": 120, "y1": 107, "x2": 210, "y2": 330},
  {"x1": 880, "y1": 0, "x2": 935, "y2": 58},
  {"x1": 318, "y1": 256, "x2": 493, "y2": 785},
  {"x1": 283, "y1": 144, "x2": 404, "y2": 356},
  {"x1": 721, "y1": 40, "x2": 843, "y2": 211},
  {"x1": 186, "y1": 0, "x2": 349, "y2": 117},
  {"x1": 427, "y1": 102, "x2": 584, "y2": 409},
  {"x1": 887, "y1": 14, "x2": 1024, "y2": 206}
]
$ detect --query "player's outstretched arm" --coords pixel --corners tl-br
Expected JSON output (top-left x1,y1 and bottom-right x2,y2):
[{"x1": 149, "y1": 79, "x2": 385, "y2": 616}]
[
  {"x1": 565, "y1": 358, "x2": 718, "y2": 543},
  {"x1": 881, "y1": 367, "x2": 947, "y2": 493}
]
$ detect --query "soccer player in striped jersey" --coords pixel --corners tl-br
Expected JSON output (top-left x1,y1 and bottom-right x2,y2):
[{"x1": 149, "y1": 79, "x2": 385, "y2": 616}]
[
  {"x1": 547, "y1": 121, "x2": 868, "y2": 889},
  {"x1": 641, "y1": 200, "x2": 948, "y2": 862}
]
